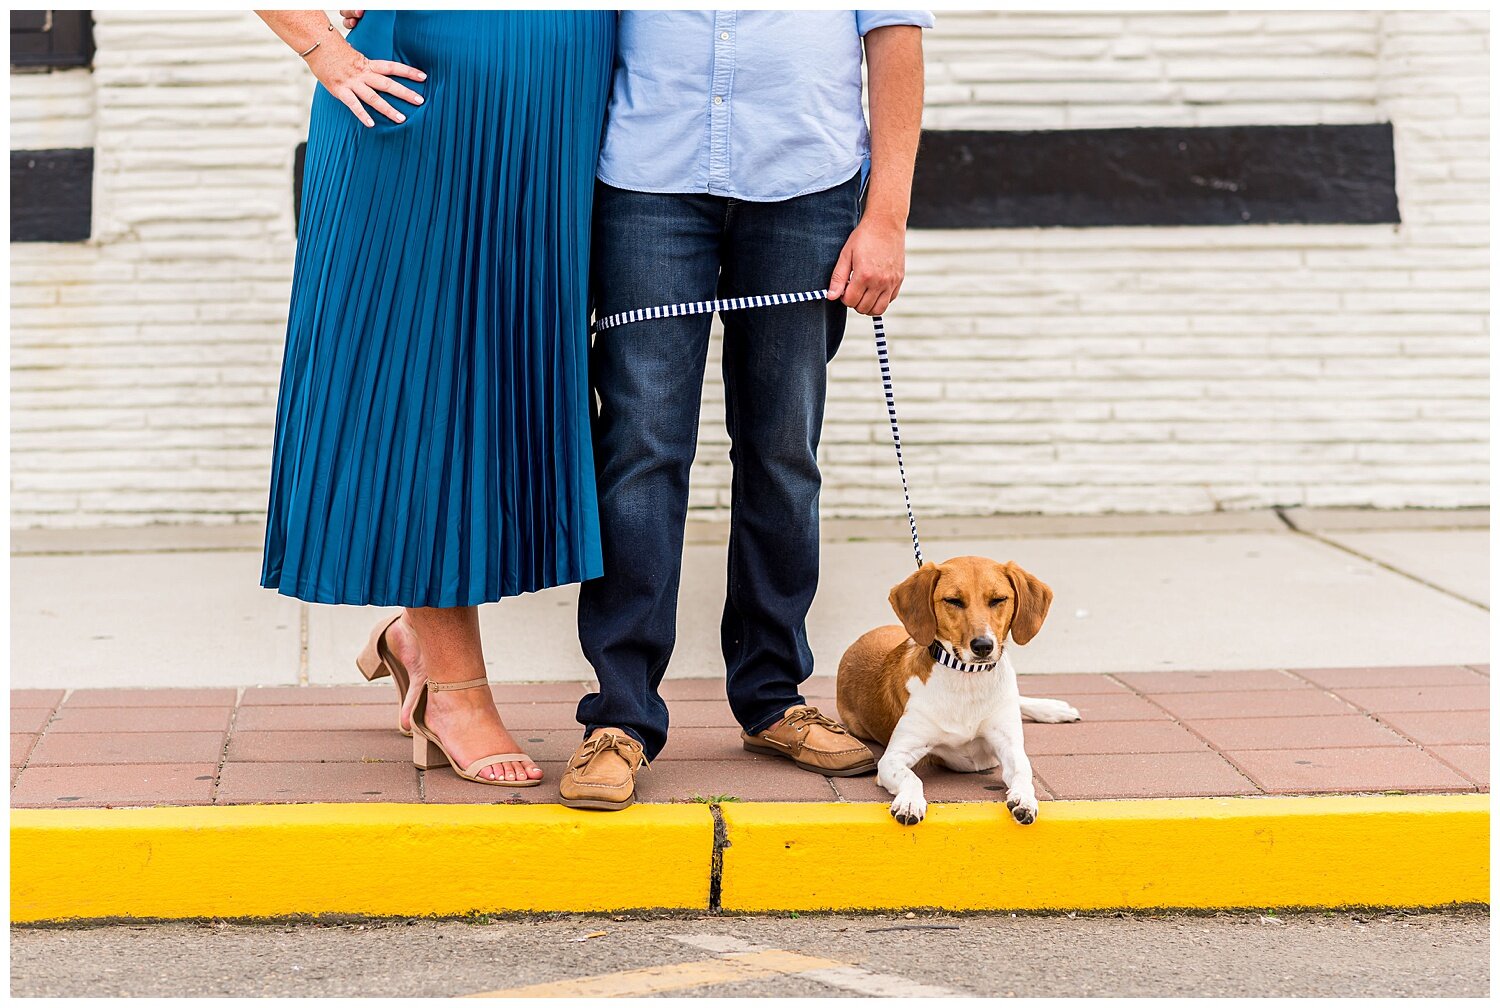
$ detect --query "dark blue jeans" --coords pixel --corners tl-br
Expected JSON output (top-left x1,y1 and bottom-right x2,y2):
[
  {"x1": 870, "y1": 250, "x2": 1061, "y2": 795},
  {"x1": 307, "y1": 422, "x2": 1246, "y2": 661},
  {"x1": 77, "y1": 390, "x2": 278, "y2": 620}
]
[{"x1": 576, "y1": 174, "x2": 860, "y2": 760}]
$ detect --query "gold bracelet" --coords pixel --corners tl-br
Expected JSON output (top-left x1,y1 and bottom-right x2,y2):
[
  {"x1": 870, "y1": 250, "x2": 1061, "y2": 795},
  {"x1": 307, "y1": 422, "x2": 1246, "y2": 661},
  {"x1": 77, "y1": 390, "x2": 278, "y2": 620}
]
[{"x1": 298, "y1": 23, "x2": 333, "y2": 59}]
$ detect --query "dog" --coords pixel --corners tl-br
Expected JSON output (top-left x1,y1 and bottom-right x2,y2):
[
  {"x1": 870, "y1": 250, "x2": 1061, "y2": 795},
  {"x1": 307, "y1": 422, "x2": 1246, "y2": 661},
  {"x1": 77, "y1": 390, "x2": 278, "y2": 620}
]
[{"x1": 836, "y1": 556, "x2": 1080, "y2": 827}]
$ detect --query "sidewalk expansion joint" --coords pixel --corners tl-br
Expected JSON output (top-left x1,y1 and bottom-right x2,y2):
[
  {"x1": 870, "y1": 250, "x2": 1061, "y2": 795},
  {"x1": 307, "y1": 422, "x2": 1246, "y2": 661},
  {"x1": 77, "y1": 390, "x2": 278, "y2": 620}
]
[
  {"x1": 208, "y1": 688, "x2": 244, "y2": 805},
  {"x1": 1274, "y1": 506, "x2": 1488, "y2": 612},
  {"x1": 296, "y1": 603, "x2": 311, "y2": 686}
]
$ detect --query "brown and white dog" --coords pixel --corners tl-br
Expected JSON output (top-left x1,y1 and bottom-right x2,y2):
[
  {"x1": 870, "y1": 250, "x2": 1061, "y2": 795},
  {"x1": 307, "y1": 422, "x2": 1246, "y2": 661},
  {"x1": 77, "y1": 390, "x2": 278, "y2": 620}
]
[{"x1": 837, "y1": 556, "x2": 1080, "y2": 826}]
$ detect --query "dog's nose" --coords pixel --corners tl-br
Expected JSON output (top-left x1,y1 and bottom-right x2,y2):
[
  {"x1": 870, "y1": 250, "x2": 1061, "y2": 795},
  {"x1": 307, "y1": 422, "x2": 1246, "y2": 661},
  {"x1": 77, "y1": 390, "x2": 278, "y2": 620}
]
[{"x1": 970, "y1": 637, "x2": 995, "y2": 658}]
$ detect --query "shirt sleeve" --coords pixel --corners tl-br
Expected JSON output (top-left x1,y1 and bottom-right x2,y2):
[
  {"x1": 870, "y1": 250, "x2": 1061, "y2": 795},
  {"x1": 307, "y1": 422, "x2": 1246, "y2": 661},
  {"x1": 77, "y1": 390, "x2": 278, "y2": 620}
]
[{"x1": 855, "y1": 10, "x2": 936, "y2": 34}]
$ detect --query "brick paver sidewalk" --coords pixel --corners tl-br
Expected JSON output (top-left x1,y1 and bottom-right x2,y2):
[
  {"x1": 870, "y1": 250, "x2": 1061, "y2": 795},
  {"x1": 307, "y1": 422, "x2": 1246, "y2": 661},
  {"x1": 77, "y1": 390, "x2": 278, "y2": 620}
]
[{"x1": 10, "y1": 666, "x2": 1488, "y2": 808}]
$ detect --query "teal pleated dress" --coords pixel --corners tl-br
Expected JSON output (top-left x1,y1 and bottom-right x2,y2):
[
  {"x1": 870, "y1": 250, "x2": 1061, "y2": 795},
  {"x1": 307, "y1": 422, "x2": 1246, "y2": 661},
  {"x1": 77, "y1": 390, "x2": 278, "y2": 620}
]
[{"x1": 262, "y1": 11, "x2": 613, "y2": 607}]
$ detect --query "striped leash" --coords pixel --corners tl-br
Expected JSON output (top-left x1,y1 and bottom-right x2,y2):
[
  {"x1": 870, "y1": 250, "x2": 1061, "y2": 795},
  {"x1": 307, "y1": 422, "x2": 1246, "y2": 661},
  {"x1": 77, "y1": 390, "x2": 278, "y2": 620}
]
[{"x1": 592, "y1": 288, "x2": 925, "y2": 570}]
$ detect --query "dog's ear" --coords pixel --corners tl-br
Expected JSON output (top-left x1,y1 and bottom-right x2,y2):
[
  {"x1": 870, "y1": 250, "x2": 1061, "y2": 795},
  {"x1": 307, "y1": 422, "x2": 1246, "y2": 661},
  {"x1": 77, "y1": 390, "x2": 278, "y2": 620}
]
[
  {"x1": 889, "y1": 562, "x2": 941, "y2": 646},
  {"x1": 1003, "y1": 562, "x2": 1053, "y2": 645}
]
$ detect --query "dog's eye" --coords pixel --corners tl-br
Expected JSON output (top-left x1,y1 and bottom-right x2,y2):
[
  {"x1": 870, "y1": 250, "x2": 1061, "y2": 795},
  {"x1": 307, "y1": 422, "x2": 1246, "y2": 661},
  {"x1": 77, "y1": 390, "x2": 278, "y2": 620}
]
[
  {"x1": 989, "y1": 597, "x2": 1008, "y2": 608},
  {"x1": 943, "y1": 597, "x2": 966, "y2": 609}
]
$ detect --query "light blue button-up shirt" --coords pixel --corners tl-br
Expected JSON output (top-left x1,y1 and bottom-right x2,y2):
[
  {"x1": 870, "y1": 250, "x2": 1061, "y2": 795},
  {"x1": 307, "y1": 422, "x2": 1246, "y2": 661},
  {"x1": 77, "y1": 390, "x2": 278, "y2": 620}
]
[{"x1": 597, "y1": 10, "x2": 935, "y2": 202}]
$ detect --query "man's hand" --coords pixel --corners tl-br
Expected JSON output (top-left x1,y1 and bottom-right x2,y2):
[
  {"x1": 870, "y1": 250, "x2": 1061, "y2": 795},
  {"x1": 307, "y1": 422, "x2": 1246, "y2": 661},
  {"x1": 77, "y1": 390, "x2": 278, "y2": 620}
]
[
  {"x1": 339, "y1": 10, "x2": 364, "y2": 30},
  {"x1": 828, "y1": 212, "x2": 906, "y2": 316}
]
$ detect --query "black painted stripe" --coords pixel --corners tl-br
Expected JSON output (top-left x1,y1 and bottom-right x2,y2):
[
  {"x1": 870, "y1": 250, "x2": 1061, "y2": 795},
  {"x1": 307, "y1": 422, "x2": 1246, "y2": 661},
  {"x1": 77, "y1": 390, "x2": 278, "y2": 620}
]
[
  {"x1": 290, "y1": 124, "x2": 1400, "y2": 232},
  {"x1": 10, "y1": 10, "x2": 94, "y2": 70},
  {"x1": 294, "y1": 124, "x2": 1399, "y2": 234},
  {"x1": 10, "y1": 148, "x2": 92, "y2": 243},
  {"x1": 910, "y1": 123, "x2": 1400, "y2": 228}
]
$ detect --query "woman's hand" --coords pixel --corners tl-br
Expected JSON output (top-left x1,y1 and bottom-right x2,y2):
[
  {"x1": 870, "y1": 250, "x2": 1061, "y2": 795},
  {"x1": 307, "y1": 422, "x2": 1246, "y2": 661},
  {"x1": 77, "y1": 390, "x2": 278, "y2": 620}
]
[
  {"x1": 256, "y1": 11, "x2": 424, "y2": 127},
  {"x1": 305, "y1": 38, "x2": 425, "y2": 128},
  {"x1": 339, "y1": 10, "x2": 364, "y2": 30}
]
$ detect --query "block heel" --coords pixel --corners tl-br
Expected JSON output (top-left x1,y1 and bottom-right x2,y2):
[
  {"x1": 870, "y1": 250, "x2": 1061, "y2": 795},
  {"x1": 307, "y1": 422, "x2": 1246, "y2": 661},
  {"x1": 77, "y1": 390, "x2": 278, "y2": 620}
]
[
  {"x1": 356, "y1": 612, "x2": 413, "y2": 737},
  {"x1": 413, "y1": 732, "x2": 446, "y2": 770}
]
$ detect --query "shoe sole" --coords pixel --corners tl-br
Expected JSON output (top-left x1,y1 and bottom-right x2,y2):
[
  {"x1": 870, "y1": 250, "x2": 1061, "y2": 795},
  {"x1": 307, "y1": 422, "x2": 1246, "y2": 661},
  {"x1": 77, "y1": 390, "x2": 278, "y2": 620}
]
[
  {"x1": 560, "y1": 795, "x2": 635, "y2": 811},
  {"x1": 742, "y1": 739, "x2": 878, "y2": 777}
]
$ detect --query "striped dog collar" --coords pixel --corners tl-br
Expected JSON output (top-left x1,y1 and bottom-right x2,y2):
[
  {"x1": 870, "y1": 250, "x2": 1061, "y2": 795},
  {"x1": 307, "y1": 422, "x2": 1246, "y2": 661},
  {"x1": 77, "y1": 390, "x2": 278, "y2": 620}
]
[{"x1": 928, "y1": 640, "x2": 999, "y2": 674}]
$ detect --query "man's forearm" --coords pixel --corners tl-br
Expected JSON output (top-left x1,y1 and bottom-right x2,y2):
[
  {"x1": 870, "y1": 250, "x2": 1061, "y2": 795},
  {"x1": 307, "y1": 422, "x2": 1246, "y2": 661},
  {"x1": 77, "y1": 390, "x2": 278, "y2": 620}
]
[{"x1": 862, "y1": 25, "x2": 924, "y2": 223}]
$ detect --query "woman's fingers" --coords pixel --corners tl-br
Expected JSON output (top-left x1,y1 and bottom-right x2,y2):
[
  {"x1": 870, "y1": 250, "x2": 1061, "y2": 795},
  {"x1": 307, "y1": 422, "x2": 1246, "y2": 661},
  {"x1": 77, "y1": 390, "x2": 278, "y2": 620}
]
[
  {"x1": 366, "y1": 59, "x2": 427, "y2": 82},
  {"x1": 367, "y1": 74, "x2": 424, "y2": 106},
  {"x1": 353, "y1": 81, "x2": 405, "y2": 124},
  {"x1": 334, "y1": 88, "x2": 374, "y2": 127},
  {"x1": 304, "y1": 42, "x2": 409, "y2": 128}
]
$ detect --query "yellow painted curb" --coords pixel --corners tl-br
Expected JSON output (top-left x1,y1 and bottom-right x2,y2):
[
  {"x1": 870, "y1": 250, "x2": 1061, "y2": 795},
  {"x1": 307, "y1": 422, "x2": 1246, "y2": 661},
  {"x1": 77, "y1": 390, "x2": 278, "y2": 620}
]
[
  {"x1": 12, "y1": 795, "x2": 1488, "y2": 921},
  {"x1": 718, "y1": 795, "x2": 1490, "y2": 912},
  {"x1": 11, "y1": 803, "x2": 714, "y2": 923}
]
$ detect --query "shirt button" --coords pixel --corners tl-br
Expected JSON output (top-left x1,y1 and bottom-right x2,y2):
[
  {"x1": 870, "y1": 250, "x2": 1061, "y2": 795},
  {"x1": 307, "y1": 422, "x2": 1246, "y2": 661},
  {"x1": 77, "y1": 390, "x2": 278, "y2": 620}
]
[
  {"x1": 712, "y1": 95, "x2": 723, "y2": 105},
  {"x1": 719, "y1": 31, "x2": 729, "y2": 40}
]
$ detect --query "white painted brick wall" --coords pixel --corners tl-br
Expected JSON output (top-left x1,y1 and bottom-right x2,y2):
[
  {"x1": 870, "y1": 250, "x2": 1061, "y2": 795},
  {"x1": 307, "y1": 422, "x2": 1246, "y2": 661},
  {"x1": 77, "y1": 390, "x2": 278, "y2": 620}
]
[
  {"x1": 8, "y1": 11, "x2": 1488, "y2": 527},
  {"x1": 9, "y1": 66, "x2": 95, "y2": 148}
]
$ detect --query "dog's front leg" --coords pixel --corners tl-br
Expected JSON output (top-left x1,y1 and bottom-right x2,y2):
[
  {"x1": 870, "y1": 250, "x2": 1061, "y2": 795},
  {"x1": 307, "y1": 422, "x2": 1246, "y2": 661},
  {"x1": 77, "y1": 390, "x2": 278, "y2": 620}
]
[
  {"x1": 983, "y1": 707, "x2": 1039, "y2": 825},
  {"x1": 877, "y1": 719, "x2": 933, "y2": 826}
]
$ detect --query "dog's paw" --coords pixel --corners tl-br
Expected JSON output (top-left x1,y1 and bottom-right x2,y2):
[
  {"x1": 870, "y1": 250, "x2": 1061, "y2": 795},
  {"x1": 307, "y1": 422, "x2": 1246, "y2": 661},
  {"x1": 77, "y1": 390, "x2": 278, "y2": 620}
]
[
  {"x1": 1006, "y1": 795, "x2": 1039, "y2": 826},
  {"x1": 1026, "y1": 698, "x2": 1081, "y2": 724},
  {"x1": 890, "y1": 792, "x2": 927, "y2": 826}
]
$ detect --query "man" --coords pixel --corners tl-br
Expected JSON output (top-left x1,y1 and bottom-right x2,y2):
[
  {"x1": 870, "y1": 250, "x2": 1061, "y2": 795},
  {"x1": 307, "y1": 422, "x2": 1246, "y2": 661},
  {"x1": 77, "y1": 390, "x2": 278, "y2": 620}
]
[
  {"x1": 341, "y1": 9, "x2": 931, "y2": 807},
  {"x1": 562, "y1": 11, "x2": 932, "y2": 810}
]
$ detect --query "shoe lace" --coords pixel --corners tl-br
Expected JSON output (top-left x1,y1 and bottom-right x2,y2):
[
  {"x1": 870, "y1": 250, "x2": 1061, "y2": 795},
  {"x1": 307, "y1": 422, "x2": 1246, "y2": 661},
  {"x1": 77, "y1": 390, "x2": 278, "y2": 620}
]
[
  {"x1": 575, "y1": 731, "x2": 648, "y2": 769},
  {"x1": 782, "y1": 706, "x2": 846, "y2": 734}
]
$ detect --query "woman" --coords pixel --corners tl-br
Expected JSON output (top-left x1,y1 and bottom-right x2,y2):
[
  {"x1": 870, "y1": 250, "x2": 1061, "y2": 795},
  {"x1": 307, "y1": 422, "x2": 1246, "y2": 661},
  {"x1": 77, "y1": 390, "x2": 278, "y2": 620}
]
[{"x1": 256, "y1": 11, "x2": 614, "y2": 784}]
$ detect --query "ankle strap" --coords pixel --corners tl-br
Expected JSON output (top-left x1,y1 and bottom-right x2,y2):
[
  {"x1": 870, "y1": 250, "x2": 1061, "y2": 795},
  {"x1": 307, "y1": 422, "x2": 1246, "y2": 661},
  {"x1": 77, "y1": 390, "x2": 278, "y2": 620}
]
[{"x1": 425, "y1": 676, "x2": 490, "y2": 692}]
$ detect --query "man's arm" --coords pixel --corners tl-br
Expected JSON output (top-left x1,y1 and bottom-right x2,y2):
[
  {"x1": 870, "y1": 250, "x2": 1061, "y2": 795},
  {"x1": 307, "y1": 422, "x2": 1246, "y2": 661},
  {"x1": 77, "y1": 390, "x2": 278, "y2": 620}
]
[{"x1": 828, "y1": 25, "x2": 925, "y2": 316}]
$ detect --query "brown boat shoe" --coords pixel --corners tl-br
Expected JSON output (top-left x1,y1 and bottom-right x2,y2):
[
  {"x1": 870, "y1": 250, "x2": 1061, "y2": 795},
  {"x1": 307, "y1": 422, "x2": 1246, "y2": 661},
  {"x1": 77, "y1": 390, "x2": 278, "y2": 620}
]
[
  {"x1": 741, "y1": 704, "x2": 877, "y2": 777},
  {"x1": 559, "y1": 727, "x2": 649, "y2": 811}
]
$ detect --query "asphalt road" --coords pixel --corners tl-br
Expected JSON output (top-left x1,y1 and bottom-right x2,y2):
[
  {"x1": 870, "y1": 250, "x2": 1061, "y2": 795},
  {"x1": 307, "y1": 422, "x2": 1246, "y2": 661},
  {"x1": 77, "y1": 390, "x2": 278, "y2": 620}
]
[{"x1": 11, "y1": 909, "x2": 1488, "y2": 997}]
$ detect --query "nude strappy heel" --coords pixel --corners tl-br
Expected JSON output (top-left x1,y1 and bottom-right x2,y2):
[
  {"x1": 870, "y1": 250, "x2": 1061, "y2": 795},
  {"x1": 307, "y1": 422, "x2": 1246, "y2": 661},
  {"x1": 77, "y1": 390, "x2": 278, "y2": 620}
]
[
  {"x1": 410, "y1": 676, "x2": 541, "y2": 787},
  {"x1": 355, "y1": 611, "x2": 413, "y2": 737}
]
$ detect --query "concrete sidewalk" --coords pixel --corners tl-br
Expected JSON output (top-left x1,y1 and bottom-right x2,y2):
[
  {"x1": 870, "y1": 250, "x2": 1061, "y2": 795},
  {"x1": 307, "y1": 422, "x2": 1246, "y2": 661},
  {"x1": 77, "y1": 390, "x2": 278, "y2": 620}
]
[{"x1": 9, "y1": 508, "x2": 1488, "y2": 690}]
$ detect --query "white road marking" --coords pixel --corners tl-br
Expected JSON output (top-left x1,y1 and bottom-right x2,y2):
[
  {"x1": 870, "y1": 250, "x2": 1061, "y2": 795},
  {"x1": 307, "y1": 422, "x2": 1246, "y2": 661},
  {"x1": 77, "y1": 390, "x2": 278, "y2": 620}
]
[{"x1": 669, "y1": 932, "x2": 963, "y2": 997}]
